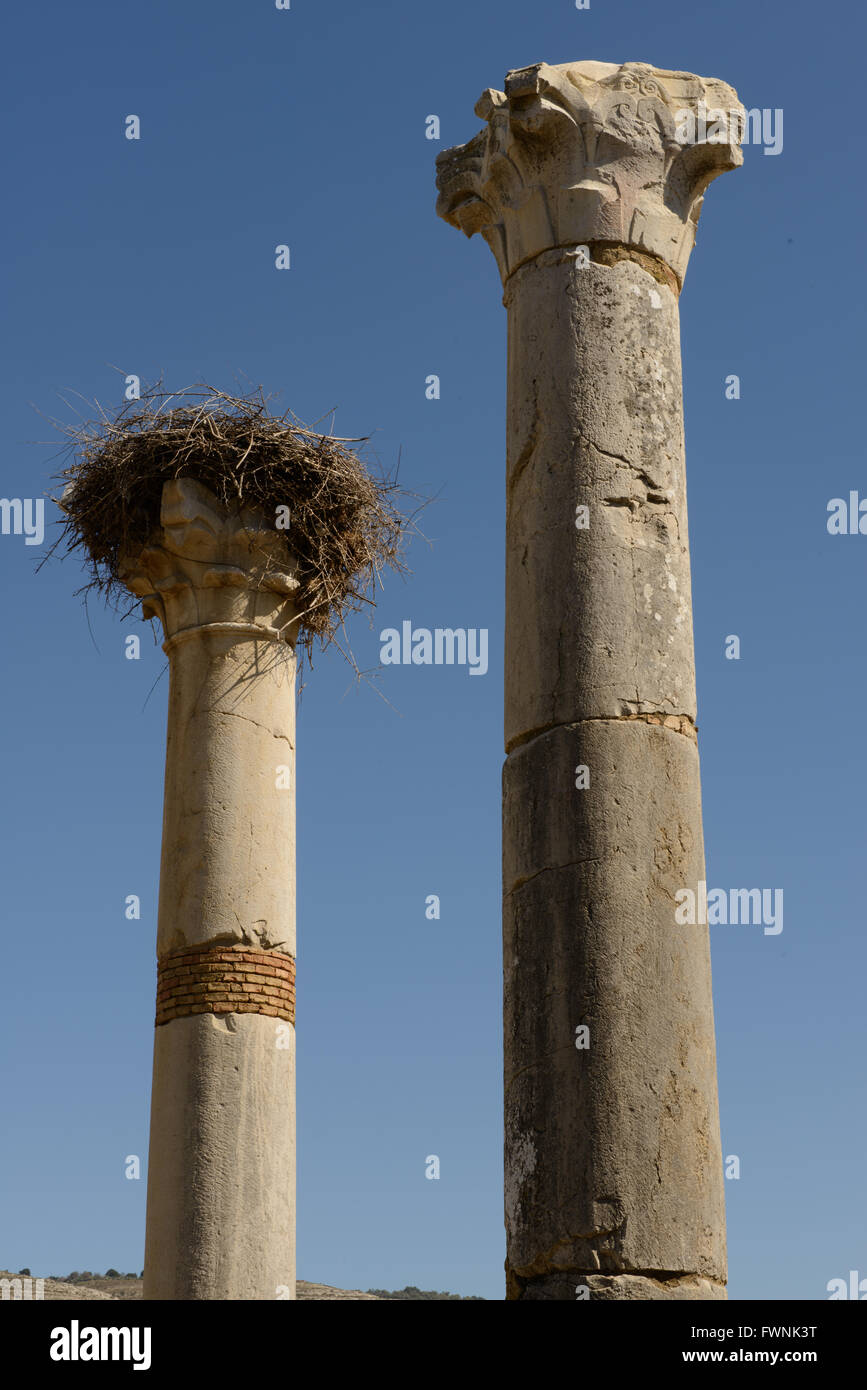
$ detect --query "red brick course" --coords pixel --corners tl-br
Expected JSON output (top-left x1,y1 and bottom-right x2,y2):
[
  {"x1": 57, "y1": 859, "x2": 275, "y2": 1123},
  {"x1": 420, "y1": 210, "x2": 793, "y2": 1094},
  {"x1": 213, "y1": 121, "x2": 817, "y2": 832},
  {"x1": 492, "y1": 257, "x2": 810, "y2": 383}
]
[{"x1": 155, "y1": 942, "x2": 296, "y2": 1027}]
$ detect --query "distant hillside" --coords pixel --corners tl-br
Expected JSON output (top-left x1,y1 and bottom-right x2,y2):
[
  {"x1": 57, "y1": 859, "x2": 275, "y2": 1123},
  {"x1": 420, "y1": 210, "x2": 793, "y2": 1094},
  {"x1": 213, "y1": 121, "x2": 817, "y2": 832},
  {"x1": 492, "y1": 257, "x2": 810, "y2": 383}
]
[
  {"x1": 1, "y1": 1271, "x2": 380, "y2": 1301},
  {"x1": 366, "y1": 1285, "x2": 484, "y2": 1300},
  {"x1": 1, "y1": 1271, "x2": 482, "y2": 1301}
]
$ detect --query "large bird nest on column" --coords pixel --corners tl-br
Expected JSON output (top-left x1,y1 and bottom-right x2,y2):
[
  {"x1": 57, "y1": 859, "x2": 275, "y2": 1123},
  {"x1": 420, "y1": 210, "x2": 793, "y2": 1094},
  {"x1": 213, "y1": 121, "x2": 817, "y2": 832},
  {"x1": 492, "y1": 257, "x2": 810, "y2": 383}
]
[{"x1": 47, "y1": 384, "x2": 416, "y2": 666}]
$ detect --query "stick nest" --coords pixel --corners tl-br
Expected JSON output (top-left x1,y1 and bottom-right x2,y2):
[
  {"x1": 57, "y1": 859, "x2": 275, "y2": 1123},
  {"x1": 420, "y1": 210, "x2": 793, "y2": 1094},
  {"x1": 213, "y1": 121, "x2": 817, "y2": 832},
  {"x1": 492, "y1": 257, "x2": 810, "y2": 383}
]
[{"x1": 50, "y1": 384, "x2": 413, "y2": 662}]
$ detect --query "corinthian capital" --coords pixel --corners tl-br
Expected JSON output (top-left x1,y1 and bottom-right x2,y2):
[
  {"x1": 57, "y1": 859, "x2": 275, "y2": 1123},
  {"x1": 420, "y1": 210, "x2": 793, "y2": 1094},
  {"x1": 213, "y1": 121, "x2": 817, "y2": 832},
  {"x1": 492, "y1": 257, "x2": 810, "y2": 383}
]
[
  {"x1": 436, "y1": 59, "x2": 743, "y2": 286},
  {"x1": 118, "y1": 477, "x2": 299, "y2": 648}
]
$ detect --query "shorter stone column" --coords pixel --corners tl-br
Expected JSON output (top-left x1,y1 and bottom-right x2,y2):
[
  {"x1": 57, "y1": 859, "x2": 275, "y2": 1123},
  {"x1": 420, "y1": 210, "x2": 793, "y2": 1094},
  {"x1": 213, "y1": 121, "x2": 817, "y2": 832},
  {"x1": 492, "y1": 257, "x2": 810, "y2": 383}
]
[{"x1": 120, "y1": 477, "x2": 299, "y2": 1301}]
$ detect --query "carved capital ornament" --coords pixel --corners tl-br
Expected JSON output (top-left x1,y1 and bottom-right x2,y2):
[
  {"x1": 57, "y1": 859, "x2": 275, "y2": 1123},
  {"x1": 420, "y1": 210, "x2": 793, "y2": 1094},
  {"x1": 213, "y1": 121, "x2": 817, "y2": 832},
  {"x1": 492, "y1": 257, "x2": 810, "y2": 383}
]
[{"x1": 436, "y1": 60, "x2": 744, "y2": 286}]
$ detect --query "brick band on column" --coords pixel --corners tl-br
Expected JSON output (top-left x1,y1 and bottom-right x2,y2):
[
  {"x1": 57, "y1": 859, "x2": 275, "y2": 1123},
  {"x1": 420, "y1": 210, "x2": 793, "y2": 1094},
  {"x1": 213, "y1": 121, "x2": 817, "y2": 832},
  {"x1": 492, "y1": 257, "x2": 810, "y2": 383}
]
[{"x1": 155, "y1": 943, "x2": 296, "y2": 1026}]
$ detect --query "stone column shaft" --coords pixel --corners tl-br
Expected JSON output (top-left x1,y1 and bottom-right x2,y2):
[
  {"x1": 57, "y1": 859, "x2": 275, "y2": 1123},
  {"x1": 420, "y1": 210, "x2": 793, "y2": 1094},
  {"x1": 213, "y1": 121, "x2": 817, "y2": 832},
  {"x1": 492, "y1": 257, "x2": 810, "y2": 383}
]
[
  {"x1": 122, "y1": 477, "x2": 298, "y2": 1300},
  {"x1": 437, "y1": 59, "x2": 743, "y2": 1300}
]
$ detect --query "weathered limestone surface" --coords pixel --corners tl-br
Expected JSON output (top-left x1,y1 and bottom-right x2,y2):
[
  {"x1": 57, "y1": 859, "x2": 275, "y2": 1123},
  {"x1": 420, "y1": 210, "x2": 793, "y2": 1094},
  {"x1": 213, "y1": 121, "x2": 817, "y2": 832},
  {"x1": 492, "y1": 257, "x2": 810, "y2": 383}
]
[
  {"x1": 522, "y1": 1273, "x2": 726, "y2": 1301},
  {"x1": 503, "y1": 721, "x2": 721, "y2": 1282},
  {"x1": 504, "y1": 254, "x2": 695, "y2": 741},
  {"x1": 437, "y1": 60, "x2": 741, "y2": 1299},
  {"x1": 120, "y1": 479, "x2": 299, "y2": 1300}
]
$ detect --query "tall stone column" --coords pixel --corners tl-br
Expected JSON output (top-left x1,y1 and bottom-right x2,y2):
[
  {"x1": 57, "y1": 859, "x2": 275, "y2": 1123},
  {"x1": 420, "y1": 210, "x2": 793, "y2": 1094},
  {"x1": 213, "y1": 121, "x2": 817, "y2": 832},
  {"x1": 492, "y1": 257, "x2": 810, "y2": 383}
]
[
  {"x1": 120, "y1": 477, "x2": 299, "y2": 1300},
  {"x1": 436, "y1": 61, "x2": 743, "y2": 1300}
]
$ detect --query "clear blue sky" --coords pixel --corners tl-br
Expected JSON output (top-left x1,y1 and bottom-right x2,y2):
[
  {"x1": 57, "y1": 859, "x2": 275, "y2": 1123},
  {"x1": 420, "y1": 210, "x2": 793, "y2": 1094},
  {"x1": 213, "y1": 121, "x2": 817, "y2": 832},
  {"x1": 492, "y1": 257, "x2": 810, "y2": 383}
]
[{"x1": 1, "y1": 0, "x2": 863, "y2": 1300}]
